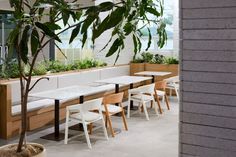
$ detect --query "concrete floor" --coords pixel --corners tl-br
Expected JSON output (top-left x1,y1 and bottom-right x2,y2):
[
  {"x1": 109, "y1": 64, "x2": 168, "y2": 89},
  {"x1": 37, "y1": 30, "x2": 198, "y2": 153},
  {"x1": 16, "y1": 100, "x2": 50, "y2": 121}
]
[{"x1": 0, "y1": 97, "x2": 179, "y2": 157}]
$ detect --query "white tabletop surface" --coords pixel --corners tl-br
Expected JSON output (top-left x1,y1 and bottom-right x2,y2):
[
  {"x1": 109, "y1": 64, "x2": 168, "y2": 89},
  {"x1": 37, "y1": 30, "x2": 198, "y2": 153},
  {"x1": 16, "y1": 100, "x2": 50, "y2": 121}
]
[
  {"x1": 29, "y1": 85, "x2": 110, "y2": 100},
  {"x1": 95, "y1": 75, "x2": 152, "y2": 85},
  {"x1": 135, "y1": 71, "x2": 171, "y2": 76}
]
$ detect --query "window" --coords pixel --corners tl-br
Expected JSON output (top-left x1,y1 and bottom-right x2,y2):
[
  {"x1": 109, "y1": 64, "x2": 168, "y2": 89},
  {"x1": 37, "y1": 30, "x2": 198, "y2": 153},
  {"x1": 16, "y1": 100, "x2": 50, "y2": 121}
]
[
  {"x1": 54, "y1": 17, "x2": 93, "y2": 64},
  {"x1": 139, "y1": 0, "x2": 174, "y2": 51}
]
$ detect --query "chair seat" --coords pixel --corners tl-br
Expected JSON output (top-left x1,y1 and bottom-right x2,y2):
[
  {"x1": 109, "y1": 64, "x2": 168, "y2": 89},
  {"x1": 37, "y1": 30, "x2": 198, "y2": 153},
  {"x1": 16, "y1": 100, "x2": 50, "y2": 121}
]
[
  {"x1": 155, "y1": 90, "x2": 166, "y2": 96},
  {"x1": 102, "y1": 104, "x2": 122, "y2": 114},
  {"x1": 131, "y1": 94, "x2": 154, "y2": 102},
  {"x1": 70, "y1": 112, "x2": 101, "y2": 122}
]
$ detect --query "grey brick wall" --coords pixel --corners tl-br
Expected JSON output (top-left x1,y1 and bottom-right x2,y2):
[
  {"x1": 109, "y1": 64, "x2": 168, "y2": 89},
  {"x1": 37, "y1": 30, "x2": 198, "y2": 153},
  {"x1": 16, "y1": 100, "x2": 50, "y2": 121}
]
[{"x1": 180, "y1": 0, "x2": 236, "y2": 157}]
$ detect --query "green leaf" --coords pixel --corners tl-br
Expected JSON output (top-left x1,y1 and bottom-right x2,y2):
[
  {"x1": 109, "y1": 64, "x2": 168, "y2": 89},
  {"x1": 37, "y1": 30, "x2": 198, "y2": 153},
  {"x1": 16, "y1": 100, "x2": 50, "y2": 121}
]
[
  {"x1": 44, "y1": 22, "x2": 61, "y2": 30},
  {"x1": 31, "y1": 29, "x2": 39, "y2": 55},
  {"x1": 98, "y1": 2, "x2": 114, "y2": 12},
  {"x1": 93, "y1": 7, "x2": 126, "y2": 40},
  {"x1": 35, "y1": 22, "x2": 61, "y2": 42},
  {"x1": 62, "y1": 11, "x2": 70, "y2": 26},
  {"x1": 136, "y1": 36, "x2": 142, "y2": 52},
  {"x1": 124, "y1": 22, "x2": 133, "y2": 35},
  {"x1": 133, "y1": 34, "x2": 137, "y2": 56},
  {"x1": 106, "y1": 38, "x2": 123, "y2": 57},
  {"x1": 146, "y1": 28, "x2": 152, "y2": 51},
  {"x1": 81, "y1": 31, "x2": 87, "y2": 48},
  {"x1": 20, "y1": 25, "x2": 31, "y2": 63},
  {"x1": 81, "y1": 15, "x2": 97, "y2": 34},
  {"x1": 69, "y1": 24, "x2": 81, "y2": 44},
  {"x1": 146, "y1": 7, "x2": 160, "y2": 17}
]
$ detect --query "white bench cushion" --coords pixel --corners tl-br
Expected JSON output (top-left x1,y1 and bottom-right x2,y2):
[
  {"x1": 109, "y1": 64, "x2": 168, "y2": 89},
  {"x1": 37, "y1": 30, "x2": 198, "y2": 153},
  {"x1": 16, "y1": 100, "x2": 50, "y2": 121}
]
[
  {"x1": 100, "y1": 65, "x2": 129, "y2": 79},
  {"x1": 12, "y1": 99, "x2": 55, "y2": 116},
  {"x1": 58, "y1": 70, "x2": 101, "y2": 88}
]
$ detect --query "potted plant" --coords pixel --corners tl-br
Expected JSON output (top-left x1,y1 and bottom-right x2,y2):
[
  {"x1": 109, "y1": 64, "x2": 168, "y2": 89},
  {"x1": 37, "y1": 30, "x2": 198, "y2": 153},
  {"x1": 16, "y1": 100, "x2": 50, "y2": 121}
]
[{"x1": 0, "y1": 0, "x2": 166, "y2": 156}]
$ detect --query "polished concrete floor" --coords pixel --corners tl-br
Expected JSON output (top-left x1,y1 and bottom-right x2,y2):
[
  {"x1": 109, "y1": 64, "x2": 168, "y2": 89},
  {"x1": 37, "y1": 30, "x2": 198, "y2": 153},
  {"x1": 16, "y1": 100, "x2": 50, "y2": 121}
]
[{"x1": 0, "y1": 97, "x2": 179, "y2": 157}]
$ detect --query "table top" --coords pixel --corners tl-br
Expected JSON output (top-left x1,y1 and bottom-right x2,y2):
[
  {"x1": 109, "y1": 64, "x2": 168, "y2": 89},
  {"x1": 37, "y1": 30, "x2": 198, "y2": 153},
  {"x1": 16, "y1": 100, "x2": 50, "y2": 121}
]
[
  {"x1": 29, "y1": 85, "x2": 110, "y2": 100},
  {"x1": 95, "y1": 75, "x2": 152, "y2": 85},
  {"x1": 135, "y1": 71, "x2": 171, "y2": 76}
]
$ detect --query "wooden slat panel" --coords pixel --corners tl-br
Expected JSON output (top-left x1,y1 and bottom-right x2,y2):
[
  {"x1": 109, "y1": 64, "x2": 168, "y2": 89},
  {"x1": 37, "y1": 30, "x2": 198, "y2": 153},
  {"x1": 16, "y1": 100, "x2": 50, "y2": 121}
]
[
  {"x1": 183, "y1": 50, "x2": 236, "y2": 62},
  {"x1": 182, "y1": 123, "x2": 236, "y2": 141},
  {"x1": 181, "y1": 133, "x2": 236, "y2": 152},
  {"x1": 183, "y1": 61, "x2": 236, "y2": 73},
  {"x1": 183, "y1": 102, "x2": 236, "y2": 118},
  {"x1": 182, "y1": 144, "x2": 235, "y2": 157},
  {"x1": 183, "y1": 19, "x2": 236, "y2": 29},
  {"x1": 182, "y1": 0, "x2": 236, "y2": 8},
  {"x1": 182, "y1": 92, "x2": 236, "y2": 107},
  {"x1": 183, "y1": 40, "x2": 236, "y2": 51},
  {"x1": 183, "y1": 30, "x2": 236, "y2": 40},
  {"x1": 183, "y1": 8, "x2": 236, "y2": 19},
  {"x1": 183, "y1": 71, "x2": 236, "y2": 84},
  {"x1": 182, "y1": 112, "x2": 236, "y2": 129}
]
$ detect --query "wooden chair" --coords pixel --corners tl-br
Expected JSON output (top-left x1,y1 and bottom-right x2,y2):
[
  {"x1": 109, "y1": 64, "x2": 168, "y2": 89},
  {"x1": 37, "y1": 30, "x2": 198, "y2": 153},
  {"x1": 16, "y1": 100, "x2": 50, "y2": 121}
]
[
  {"x1": 154, "y1": 80, "x2": 170, "y2": 114},
  {"x1": 102, "y1": 92, "x2": 128, "y2": 137}
]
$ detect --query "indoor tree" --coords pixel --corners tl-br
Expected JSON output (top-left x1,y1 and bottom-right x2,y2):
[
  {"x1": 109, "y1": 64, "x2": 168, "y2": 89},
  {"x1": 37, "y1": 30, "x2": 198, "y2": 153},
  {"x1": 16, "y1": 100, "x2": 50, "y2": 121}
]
[{"x1": 6, "y1": 0, "x2": 167, "y2": 154}]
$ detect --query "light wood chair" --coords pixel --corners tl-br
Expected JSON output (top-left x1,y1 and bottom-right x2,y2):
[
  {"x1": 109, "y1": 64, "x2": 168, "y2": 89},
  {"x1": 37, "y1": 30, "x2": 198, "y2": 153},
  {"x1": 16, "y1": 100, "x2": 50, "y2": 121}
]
[
  {"x1": 64, "y1": 98, "x2": 108, "y2": 149},
  {"x1": 154, "y1": 80, "x2": 170, "y2": 114},
  {"x1": 102, "y1": 92, "x2": 128, "y2": 137}
]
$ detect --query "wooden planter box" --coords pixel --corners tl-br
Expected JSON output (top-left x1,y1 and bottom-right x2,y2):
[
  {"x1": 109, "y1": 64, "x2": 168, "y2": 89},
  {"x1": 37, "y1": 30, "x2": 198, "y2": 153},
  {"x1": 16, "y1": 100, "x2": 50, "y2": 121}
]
[
  {"x1": 130, "y1": 63, "x2": 145, "y2": 76},
  {"x1": 130, "y1": 62, "x2": 179, "y2": 83},
  {"x1": 145, "y1": 63, "x2": 179, "y2": 81}
]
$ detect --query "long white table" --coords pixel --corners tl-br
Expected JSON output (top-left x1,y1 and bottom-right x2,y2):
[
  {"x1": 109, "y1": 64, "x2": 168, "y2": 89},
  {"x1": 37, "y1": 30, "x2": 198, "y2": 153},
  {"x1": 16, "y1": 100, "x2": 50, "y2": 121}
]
[
  {"x1": 96, "y1": 76, "x2": 152, "y2": 107},
  {"x1": 135, "y1": 71, "x2": 171, "y2": 83},
  {"x1": 29, "y1": 85, "x2": 110, "y2": 141}
]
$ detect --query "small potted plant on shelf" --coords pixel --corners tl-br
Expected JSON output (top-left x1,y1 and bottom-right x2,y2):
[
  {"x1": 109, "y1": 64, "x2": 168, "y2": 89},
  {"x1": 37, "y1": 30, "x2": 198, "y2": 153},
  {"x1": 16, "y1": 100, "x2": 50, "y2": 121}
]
[{"x1": 0, "y1": 0, "x2": 166, "y2": 156}]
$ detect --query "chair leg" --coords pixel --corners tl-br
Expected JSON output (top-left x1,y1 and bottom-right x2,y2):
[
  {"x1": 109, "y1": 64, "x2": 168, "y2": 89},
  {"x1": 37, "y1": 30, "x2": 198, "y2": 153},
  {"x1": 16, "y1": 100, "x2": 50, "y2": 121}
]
[
  {"x1": 82, "y1": 122, "x2": 92, "y2": 149},
  {"x1": 101, "y1": 117, "x2": 109, "y2": 140},
  {"x1": 64, "y1": 111, "x2": 69, "y2": 144},
  {"x1": 150, "y1": 101, "x2": 153, "y2": 108},
  {"x1": 89, "y1": 123, "x2": 93, "y2": 135},
  {"x1": 127, "y1": 97, "x2": 131, "y2": 118},
  {"x1": 155, "y1": 95, "x2": 163, "y2": 114},
  {"x1": 107, "y1": 115, "x2": 115, "y2": 137},
  {"x1": 165, "y1": 95, "x2": 170, "y2": 110},
  {"x1": 153, "y1": 99, "x2": 158, "y2": 115},
  {"x1": 121, "y1": 110, "x2": 128, "y2": 131},
  {"x1": 105, "y1": 116, "x2": 108, "y2": 128},
  {"x1": 175, "y1": 88, "x2": 179, "y2": 101},
  {"x1": 142, "y1": 102, "x2": 149, "y2": 121},
  {"x1": 169, "y1": 88, "x2": 172, "y2": 96}
]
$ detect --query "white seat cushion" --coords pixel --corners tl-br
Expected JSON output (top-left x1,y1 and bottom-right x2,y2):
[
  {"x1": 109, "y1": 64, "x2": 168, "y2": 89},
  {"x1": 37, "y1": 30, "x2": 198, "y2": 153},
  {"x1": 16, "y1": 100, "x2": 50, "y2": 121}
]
[
  {"x1": 155, "y1": 90, "x2": 166, "y2": 96},
  {"x1": 131, "y1": 94, "x2": 154, "y2": 102},
  {"x1": 70, "y1": 112, "x2": 101, "y2": 122},
  {"x1": 102, "y1": 105, "x2": 122, "y2": 113},
  {"x1": 12, "y1": 99, "x2": 55, "y2": 116}
]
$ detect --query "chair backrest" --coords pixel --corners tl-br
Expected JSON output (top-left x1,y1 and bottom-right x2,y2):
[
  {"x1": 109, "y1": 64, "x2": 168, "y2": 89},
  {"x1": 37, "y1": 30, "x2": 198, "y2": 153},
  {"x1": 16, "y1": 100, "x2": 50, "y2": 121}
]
[
  {"x1": 155, "y1": 81, "x2": 167, "y2": 90},
  {"x1": 67, "y1": 98, "x2": 103, "y2": 113},
  {"x1": 165, "y1": 76, "x2": 179, "y2": 83},
  {"x1": 103, "y1": 92, "x2": 124, "y2": 105},
  {"x1": 137, "y1": 83, "x2": 155, "y2": 94}
]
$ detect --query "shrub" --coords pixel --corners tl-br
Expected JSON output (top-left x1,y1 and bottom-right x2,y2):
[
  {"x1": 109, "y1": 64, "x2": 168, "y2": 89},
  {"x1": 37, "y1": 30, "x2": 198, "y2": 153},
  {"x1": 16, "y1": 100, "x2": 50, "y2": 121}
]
[
  {"x1": 32, "y1": 63, "x2": 47, "y2": 76},
  {"x1": 152, "y1": 54, "x2": 165, "y2": 64},
  {"x1": 46, "y1": 60, "x2": 69, "y2": 73},
  {"x1": 0, "y1": 59, "x2": 20, "y2": 78},
  {"x1": 163, "y1": 57, "x2": 179, "y2": 64},
  {"x1": 141, "y1": 52, "x2": 154, "y2": 63}
]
